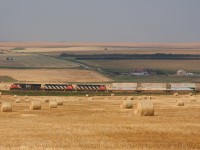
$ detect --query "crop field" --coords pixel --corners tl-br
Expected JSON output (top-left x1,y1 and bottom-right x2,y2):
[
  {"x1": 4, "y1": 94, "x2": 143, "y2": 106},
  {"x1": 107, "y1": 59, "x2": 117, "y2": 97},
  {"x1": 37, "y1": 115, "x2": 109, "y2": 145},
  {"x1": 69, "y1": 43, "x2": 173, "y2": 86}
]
[
  {"x1": 2, "y1": 42, "x2": 200, "y2": 55},
  {"x1": 78, "y1": 59, "x2": 200, "y2": 82},
  {"x1": 0, "y1": 94, "x2": 200, "y2": 149},
  {"x1": 0, "y1": 69, "x2": 111, "y2": 85},
  {"x1": 0, "y1": 76, "x2": 16, "y2": 82},
  {"x1": 1, "y1": 42, "x2": 200, "y2": 83},
  {"x1": 0, "y1": 52, "x2": 78, "y2": 68},
  {"x1": 80, "y1": 59, "x2": 200, "y2": 73},
  {"x1": 17, "y1": 47, "x2": 200, "y2": 56}
]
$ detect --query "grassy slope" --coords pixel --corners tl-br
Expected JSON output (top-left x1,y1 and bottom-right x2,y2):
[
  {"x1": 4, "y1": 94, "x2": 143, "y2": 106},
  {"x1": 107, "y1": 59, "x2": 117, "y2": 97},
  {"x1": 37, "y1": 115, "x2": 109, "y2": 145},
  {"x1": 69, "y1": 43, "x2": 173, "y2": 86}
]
[{"x1": 0, "y1": 76, "x2": 17, "y2": 82}]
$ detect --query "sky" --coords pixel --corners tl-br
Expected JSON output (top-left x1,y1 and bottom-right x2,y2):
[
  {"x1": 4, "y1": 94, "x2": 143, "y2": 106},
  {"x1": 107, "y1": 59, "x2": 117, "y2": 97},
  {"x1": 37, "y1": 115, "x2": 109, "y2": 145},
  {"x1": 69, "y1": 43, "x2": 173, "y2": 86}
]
[{"x1": 0, "y1": 0, "x2": 200, "y2": 43}]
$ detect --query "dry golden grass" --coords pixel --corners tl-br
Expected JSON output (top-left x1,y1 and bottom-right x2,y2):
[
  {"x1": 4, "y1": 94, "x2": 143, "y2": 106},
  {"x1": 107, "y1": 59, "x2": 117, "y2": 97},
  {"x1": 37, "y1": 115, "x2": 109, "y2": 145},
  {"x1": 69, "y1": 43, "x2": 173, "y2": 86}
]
[
  {"x1": 0, "y1": 69, "x2": 110, "y2": 83},
  {"x1": 10, "y1": 46, "x2": 200, "y2": 55},
  {"x1": 1, "y1": 42, "x2": 200, "y2": 55},
  {"x1": 0, "y1": 94, "x2": 200, "y2": 149}
]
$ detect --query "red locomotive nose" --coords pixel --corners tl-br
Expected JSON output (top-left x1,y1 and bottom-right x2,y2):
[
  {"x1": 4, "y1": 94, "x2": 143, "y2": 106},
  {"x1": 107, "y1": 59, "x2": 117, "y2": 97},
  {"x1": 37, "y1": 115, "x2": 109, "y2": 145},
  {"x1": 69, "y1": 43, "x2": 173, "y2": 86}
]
[
  {"x1": 99, "y1": 85, "x2": 106, "y2": 91},
  {"x1": 10, "y1": 84, "x2": 20, "y2": 89},
  {"x1": 66, "y1": 85, "x2": 73, "y2": 91}
]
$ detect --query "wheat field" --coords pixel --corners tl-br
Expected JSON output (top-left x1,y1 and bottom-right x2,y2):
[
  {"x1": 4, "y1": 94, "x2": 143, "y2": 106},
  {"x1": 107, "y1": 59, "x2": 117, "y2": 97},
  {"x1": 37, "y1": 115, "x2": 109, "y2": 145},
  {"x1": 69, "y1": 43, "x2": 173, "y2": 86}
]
[
  {"x1": 0, "y1": 69, "x2": 110, "y2": 84},
  {"x1": 0, "y1": 94, "x2": 200, "y2": 149}
]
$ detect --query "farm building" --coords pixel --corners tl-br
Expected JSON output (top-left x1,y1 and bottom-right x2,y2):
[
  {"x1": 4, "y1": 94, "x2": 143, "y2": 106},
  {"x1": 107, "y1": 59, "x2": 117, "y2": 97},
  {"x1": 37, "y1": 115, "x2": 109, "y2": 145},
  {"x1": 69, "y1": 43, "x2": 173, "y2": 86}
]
[
  {"x1": 177, "y1": 70, "x2": 187, "y2": 76},
  {"x1": 186, "y1": 73, "x2": 194, "y2": 76},
  {"x1": 131, "y1": 68, "x2": 150, "y2": 76}
]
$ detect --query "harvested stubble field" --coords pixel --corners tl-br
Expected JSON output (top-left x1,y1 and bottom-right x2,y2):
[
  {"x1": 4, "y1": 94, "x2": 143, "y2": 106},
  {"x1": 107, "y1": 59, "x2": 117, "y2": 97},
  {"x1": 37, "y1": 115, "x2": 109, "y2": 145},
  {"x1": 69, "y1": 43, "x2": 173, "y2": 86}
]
[
  {"x1": 0, "y1": 69, "x2": 110, "y2": 84},
  {"x1": 17, "y1": 47, "x2": 200, "y2": 58},
  {"x1": 0, "y1": 94, "x2": 200, "y2": 149},
  {"x1": 20, "y1": 47, "x2": 200, "y2": 55}
]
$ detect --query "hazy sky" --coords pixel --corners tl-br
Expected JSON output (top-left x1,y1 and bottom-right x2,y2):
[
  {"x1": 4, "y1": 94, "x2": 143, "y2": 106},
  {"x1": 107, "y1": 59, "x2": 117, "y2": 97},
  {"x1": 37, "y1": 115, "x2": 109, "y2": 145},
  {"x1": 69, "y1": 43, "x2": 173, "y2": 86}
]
[{"x1": 0, "y1": 0, "x2": 200, "y2": 42}]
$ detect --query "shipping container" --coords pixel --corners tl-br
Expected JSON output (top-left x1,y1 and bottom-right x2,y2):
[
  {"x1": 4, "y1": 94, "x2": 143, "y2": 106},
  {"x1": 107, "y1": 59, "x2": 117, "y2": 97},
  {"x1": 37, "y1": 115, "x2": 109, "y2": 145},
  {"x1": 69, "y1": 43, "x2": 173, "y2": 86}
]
[
  {"x1": 111, "y1": 83, "x2": 137, "y2": 91},
  {"x1": 170, "y1": 83, "x2": 195, "y2": 91},
  {"x1": 140, "y1": 83, "x2": 167, "y2": 91}
]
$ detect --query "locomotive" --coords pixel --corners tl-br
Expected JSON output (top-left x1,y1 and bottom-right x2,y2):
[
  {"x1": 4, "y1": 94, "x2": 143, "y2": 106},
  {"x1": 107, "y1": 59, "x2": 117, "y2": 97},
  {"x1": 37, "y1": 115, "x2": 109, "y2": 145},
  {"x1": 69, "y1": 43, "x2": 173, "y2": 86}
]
[
  {"x1": 10, "y1": 82, "x2": 200, "y2": 93},
  {"x1": 10, "y1": 83, "x2": 107, "y2": 92}
]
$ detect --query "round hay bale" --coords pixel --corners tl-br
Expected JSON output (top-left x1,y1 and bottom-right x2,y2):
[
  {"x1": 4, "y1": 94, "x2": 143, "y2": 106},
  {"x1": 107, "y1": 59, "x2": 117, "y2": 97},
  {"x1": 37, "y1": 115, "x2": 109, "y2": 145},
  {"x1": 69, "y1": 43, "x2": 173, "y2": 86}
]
[
  {"x1": 88, "y1": 97, "x2": 93, "y2": 100},
  {"x1": 143, "y1": 96, "x2": 148, "y2": 100},
  {"x1": 14, "y1": 95, "x2": 17, "y2": 98},
  {"x1": 138, "y1": 96, "x2": 142, "y2": 100},
  {"x1": 147, "y1": 96, "x2": 152, "y2": 100},
  {"x1": 120, "y1": 100, "x2": 133, "y2": 109},
  {"x1": 111, "y1": 94, "x2": 115, "y2": 97},
  {"x1": 190, "y1": 97, "x2": 196, "y2": 102},
  {"x1": 176, "y1": 99, "x2": 184, "y2": 106},
  {"x1": 135, "y1": 100, "x2": 154, "y2": 116},
  {"x1": 57, "y1": 99, "x2": 63, "y2": 105},
  {"x1": 127, "y1": 96, "x2": 134, "y2": 100},
  {"x1": 30, "y1": 101, "x2": 41, "y2": 110},
  {"x1": 174, "y1": 93, "x2": 179, "y2": 96},
  {"x1": 86, "y1": 94, "x2": 89, "y2": 97},
  {"x1": 43, "y1": 97, "x2": 49, "y2": 102},
  {"x1": 77, "y1": 98, "x2": 83, "y2": 100},
  {"x1": 1, "y1": 102, "x2": 12, "y2": 112},
  {"x1": 15, "y1": 99, "x2": 20, "y2": 103},
  {"x1": 49, "y1": 101, "x2": 57, "y2": 108},
  {"x1": 188, "y1": 93, "x2": 193, "y2": 96},
  {"x1": 143, "y1": 96, "x2": 152, "y2": 100}
]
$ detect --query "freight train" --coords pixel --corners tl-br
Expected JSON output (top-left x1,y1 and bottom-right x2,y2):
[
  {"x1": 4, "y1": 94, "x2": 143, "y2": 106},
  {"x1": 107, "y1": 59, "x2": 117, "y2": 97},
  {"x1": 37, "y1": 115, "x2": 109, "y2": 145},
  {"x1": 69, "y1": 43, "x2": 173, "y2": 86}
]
[{"x1": 9, "y1": 82, "x2": 200, "y2": 93}]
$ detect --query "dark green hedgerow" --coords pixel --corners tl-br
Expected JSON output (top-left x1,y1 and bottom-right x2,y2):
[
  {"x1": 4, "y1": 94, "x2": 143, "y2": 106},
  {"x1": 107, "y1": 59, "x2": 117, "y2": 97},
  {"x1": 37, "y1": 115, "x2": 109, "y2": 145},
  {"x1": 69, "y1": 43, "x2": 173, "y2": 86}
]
[{"x1": 1, "y1": 90, "x2": 196, "y2": 96}]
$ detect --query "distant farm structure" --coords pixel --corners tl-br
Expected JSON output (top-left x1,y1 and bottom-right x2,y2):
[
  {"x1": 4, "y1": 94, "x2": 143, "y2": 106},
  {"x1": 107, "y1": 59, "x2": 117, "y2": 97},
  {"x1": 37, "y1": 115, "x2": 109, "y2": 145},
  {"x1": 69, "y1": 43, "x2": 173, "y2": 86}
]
[
  {"x1": 131, "y1": 68, "x2": 150, "y2": 76},
  {"x1": 177, "y1": 70, "x2": 194, "y2": 77},
  {"x1": 177, "y1": 70, "x2": 187, "y2": 76}
]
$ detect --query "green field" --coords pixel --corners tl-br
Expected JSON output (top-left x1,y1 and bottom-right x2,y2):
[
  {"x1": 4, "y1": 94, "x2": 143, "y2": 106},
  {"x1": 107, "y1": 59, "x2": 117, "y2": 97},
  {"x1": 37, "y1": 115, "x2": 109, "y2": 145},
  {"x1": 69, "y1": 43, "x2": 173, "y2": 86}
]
[
  {"x1": 78, "y1": 59, "x2": 200, "y2": 73},
  {"x1": 0, "y1": 53, "x2": 79, "y2": 68},
  {"x1": 11, "y1": 47, "x2": 26, "y2": 50},
  {"x1": 0, "y1": 76, "x2": 17, "y2": 82}
]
